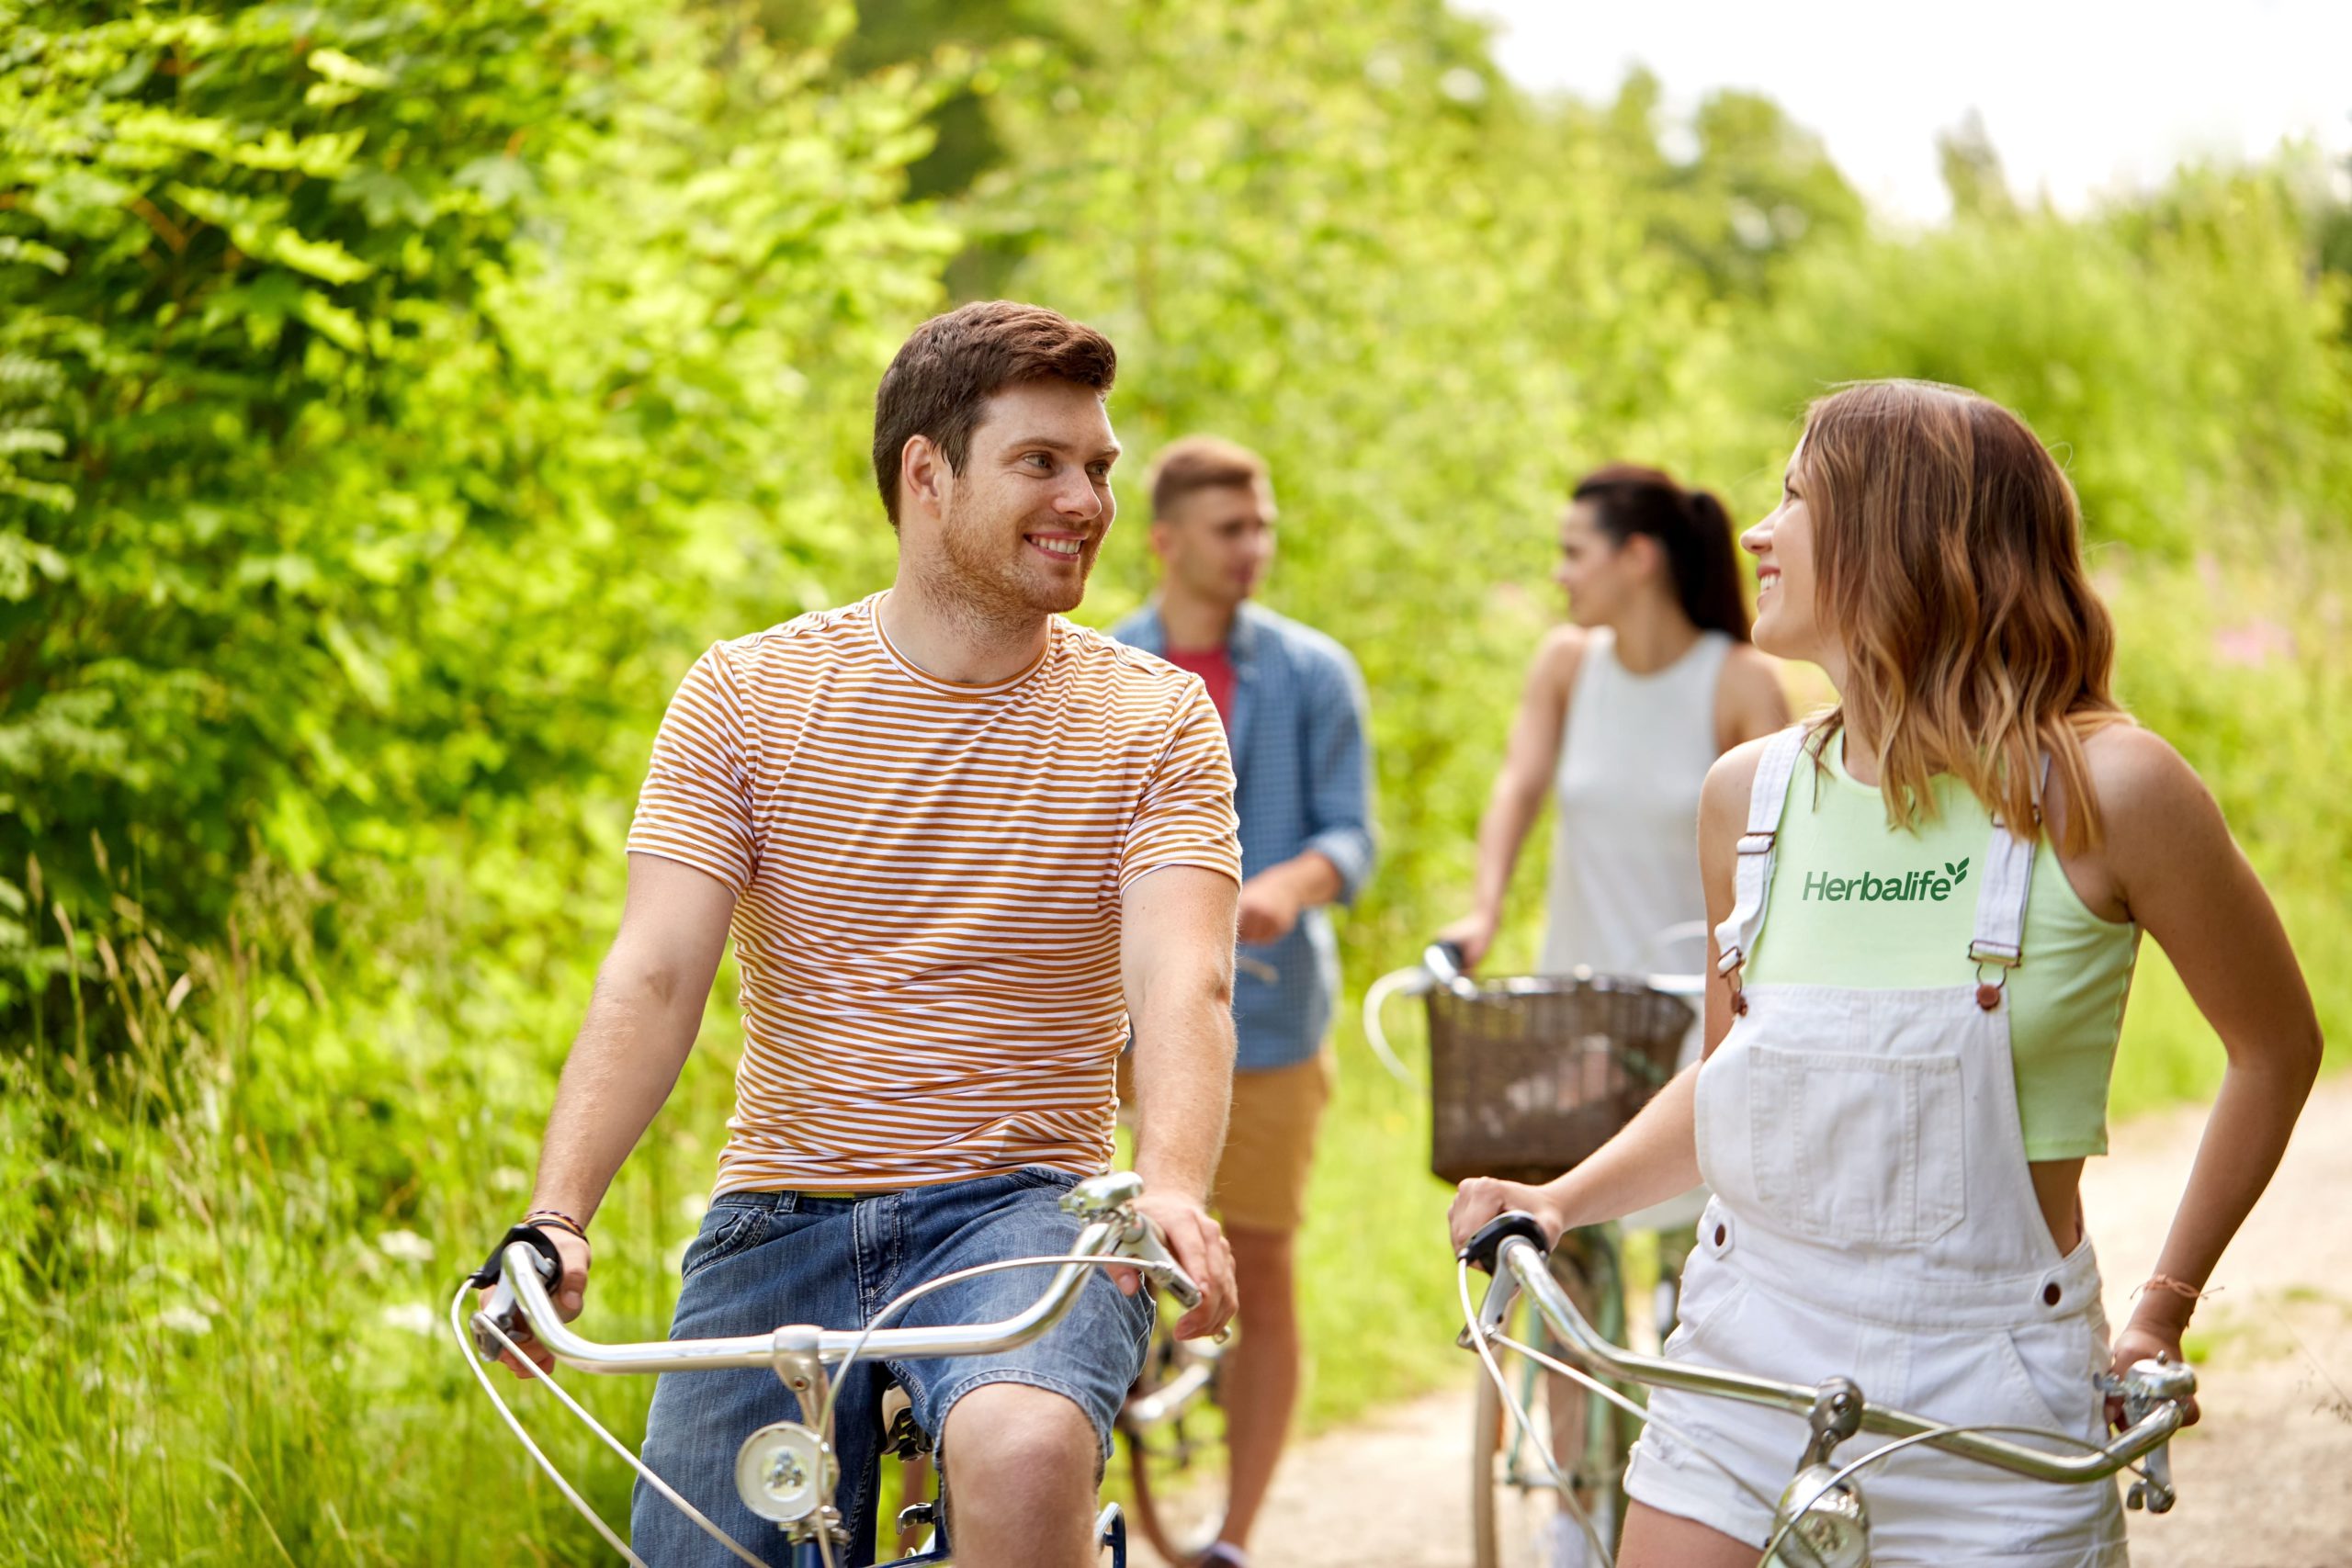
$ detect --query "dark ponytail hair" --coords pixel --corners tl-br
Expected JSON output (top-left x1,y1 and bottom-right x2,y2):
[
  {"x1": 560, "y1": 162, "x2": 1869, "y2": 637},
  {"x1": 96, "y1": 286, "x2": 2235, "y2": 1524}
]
[{"x1": 1570, "y1": 463, "x2": 1751, "y2": 642}]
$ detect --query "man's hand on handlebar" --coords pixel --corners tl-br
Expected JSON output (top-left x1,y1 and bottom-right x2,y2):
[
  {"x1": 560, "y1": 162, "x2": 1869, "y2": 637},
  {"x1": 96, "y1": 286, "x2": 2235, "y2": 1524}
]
[
  {"x1": 1449, "y1": 1176, "x2": 1567, "y2": 1255},
  {"x1": 481, "y1": 1224, "x2": 592, "y2": 1378},
  {"x1": 1125, "y1": 1188, "x2": 1237, "y2": 1340}
]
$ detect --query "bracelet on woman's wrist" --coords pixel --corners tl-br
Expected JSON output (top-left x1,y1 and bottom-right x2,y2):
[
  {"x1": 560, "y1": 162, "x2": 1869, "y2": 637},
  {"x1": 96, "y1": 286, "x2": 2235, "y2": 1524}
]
[
  {"x1": 524, "y1": 1208, "x2": 589, "y2": 1243},
  {"x1": 2126, "y1": 1273, "x2": 2211, "y2": 1329}
]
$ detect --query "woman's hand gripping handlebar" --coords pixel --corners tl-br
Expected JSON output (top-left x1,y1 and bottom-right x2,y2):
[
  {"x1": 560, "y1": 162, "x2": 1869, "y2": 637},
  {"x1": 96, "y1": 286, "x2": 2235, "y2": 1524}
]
[{"x1": 465, "y1": 1171, "x2": 1214, "y2": 1377}]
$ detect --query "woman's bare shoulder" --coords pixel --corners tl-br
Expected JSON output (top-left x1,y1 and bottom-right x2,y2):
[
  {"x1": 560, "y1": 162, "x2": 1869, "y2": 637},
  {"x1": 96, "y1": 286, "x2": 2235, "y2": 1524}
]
[
  {"x1": 1702, "y1": 730, "x2": 1782, "y2": 823},
  {"x1": 2064, "y1": 722, "x2": 2230, "y2": 910},
  {"x1": 1524, "y1": 623, "x2": 1590, "y2": 697},
  {"x1": 2079, "y1": 721, "x2": 2204, "y2": 821},
  {"x1": 1532, "y1": 622, "x2": 1589, "y2": 669}
]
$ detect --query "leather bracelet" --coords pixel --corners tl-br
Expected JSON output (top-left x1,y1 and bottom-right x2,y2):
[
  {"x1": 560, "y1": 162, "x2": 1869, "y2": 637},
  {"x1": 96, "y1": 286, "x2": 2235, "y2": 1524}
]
[{"x1": 524, "y1": 1208, "x2": 589, "y2": 1244}]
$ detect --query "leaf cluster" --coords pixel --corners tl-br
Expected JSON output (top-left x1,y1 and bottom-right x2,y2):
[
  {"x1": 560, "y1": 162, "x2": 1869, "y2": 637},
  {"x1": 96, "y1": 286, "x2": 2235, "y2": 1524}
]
[{"x1": 2, "y1": 1, "x2": 952, "y2": 1034}]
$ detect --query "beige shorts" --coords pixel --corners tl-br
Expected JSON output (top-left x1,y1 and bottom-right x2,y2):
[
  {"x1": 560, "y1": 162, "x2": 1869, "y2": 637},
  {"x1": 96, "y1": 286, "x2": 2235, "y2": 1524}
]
[
  {"x1": 1116, "y1": 1048, "x2": 1334, "y2": 1235},
  {"x1": 1212, "y1": 1050, "x2": 1334, "y2": 1235}
]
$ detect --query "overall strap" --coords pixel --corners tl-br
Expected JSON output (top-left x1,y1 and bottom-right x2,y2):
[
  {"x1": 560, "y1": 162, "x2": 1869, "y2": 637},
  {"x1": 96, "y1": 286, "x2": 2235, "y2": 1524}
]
[
  {"x1": 1968, "y1": 753, "x2": 2052, "y2": 1010},
  {"x1": 1713, "y1": 724, "x2": 1810, "y2": 1013}
]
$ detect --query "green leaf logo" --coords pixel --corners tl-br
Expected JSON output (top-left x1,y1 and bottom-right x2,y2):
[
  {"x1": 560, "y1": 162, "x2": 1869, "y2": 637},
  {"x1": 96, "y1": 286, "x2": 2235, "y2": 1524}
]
[{"x1": 1944, "y1": 857, "x2": 1971, "y2": 885}]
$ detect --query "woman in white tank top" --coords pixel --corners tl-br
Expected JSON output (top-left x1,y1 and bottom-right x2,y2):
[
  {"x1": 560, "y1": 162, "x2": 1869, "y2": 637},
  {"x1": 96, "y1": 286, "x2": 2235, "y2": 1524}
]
[{"x1": 1442, "y1": 464, "x2": 1787, "y2": 976}]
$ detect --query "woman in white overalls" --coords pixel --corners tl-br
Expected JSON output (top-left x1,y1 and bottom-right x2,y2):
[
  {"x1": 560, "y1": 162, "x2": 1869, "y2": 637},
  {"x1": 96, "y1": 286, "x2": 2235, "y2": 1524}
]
[{"x1": 1451, "y1": 381, "x2": 2322, "y2": 1565}]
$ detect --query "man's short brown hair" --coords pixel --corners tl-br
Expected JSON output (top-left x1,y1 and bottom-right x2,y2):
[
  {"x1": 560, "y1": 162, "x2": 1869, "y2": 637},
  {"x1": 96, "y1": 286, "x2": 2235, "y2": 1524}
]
[
  {"x1": 1147, "y1": 435, "x2": 1273, "y2": 520},
  {"x1": 871, "y1": 300, "x2": 1117, "y2": 527}
]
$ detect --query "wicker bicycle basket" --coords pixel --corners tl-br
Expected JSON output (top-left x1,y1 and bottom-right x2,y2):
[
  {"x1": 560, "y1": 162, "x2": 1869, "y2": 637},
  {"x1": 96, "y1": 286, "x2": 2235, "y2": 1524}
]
[{"x1": 1426, "y1": 971, "x2": 1695, "y2": 1186}]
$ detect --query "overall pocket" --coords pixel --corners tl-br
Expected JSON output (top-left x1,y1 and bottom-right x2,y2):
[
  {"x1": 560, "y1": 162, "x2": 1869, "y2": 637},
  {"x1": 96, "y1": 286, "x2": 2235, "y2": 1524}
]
[
  {"x1": 1747, "y1": 1044, "x2": 1966, "y2": 1247},
  {"x1": 1996, "y1": 1316, "x2": 2104, "y2": 1438},
  {"x1": 1905, "y1": 1316, "x2": 2101, "y2": 1444},
  {"x1": 1661, "y1": 1247, "x2": 1752, "y2": 1363}
]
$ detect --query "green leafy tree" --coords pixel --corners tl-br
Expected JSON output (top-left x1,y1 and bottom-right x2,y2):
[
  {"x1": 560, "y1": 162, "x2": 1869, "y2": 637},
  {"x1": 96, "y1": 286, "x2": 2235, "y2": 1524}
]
[
  {"x1": 0, "y1": 2, "x2": 953, "y2": 1031},
  {"x1": 0, "y1": 3, "x2": 619, "y2": 986},
  {"x1": 1580, "y1": 67, "x2": 1870, "y2": 298},
  {"x1": 1938, "y1": 107, "x2": 2019, "y2": 222}
]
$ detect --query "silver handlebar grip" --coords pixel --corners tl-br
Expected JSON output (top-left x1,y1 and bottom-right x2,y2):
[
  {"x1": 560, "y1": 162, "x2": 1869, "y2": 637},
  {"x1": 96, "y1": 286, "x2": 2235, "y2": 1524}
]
[
  {"x1": 472, "y1": 1244, "x2": 559, "y2": 1362},
  {"x1": 1124, "y1": 1216, "x2": 1203, "y2": 1311},
  {"x1": 2113, "y1": 1357, "x2": 2196, "y2": 1514},
  {"x1": 1059, "y1": 1171, "x2": 1204, "y2": 1310}
]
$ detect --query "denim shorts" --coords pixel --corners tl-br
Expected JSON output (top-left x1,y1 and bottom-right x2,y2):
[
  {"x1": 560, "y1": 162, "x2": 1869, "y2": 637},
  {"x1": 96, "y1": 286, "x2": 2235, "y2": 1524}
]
[{"x1": 629, "y1": 1167, "x2": 1155, "y2": 1567}]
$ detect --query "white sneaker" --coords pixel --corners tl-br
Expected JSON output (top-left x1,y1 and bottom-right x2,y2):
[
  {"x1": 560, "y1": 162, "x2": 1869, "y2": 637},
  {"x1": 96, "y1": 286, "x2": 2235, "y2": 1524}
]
[{"x1": 1541, "y1": 1511, "x2": 1592, "y2": 1568}]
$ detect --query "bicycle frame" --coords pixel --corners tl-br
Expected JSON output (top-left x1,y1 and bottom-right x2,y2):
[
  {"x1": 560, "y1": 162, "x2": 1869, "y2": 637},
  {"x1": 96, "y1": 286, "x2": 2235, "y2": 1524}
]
[
  {"x1": 1481, "y1": 1224, "x2": 1634, "y2": 1558},
  {"x1": 1466, "y1": 1221, "x2": 2196, "y2": 1566}
]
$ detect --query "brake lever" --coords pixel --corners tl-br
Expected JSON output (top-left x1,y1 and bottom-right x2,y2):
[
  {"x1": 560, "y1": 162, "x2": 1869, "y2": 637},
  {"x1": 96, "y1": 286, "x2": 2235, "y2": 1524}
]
[
  {"x1": 1120, "y1": 1213, "x2": 1204, "y2": 1312},
  {"x1": 2099, "y1": 1357, "x2": 2196, "y2": 1513},
  {"x1": 467, "y1": 1227, "x2": 562, "y2": 1363}
]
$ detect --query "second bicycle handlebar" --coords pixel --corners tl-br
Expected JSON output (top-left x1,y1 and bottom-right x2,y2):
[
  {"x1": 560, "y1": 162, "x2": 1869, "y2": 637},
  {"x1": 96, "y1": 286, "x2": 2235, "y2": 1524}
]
[{"x1": 1465, "y1": 1214, "x2": 2192, "y2": 1493}]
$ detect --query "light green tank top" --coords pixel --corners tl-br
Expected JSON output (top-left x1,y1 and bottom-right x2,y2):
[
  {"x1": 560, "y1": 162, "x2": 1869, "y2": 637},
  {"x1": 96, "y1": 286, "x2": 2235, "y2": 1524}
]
[{"x1": 1745, "y1": 733, "x2": 2140, "y2": 1158}]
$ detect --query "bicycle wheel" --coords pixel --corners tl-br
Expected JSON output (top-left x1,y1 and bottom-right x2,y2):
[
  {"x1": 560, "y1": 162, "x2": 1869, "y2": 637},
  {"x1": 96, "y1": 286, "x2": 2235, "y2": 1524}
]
[
  {"x1": 1119, "y1": 1284, "x2": 1232, "y2": 1565},
  {"x1": 1471, "y1": 1229, "x2": 1629, "y2": 1568}
]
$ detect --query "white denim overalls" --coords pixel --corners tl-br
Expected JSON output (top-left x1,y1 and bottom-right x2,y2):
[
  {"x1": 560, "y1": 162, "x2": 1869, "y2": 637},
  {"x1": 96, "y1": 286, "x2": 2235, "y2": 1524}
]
[{"x1": 1622, "y1": 725, "x2": 2128, "y2": 1566}]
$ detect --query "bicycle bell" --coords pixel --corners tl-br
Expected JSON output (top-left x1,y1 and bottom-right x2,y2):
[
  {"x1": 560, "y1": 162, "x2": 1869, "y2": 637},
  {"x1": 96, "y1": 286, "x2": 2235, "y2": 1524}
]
[
  {"x1": 1773, "y1": 1462, "x2": 1871, "y2": 1568},
  {"x1": 735, "y1": 1420, "x2": 837, "y2": 1524}
]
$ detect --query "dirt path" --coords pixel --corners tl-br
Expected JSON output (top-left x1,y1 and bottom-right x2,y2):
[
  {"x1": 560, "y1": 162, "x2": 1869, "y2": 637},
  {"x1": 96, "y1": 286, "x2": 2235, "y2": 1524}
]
[{"x1": 1166, "y1": 1074, "x2": 2352, "y2": 1567}]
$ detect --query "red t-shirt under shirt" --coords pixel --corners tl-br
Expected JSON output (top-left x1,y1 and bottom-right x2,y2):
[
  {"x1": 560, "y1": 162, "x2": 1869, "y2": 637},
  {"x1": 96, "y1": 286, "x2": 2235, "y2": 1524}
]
[{"x1": 1161, "y1": 646, "x2": 1235, "y2": 728}]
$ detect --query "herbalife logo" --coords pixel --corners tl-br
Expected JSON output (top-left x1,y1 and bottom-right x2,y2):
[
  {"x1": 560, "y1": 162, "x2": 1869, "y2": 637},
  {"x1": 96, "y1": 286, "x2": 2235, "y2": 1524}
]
[{"x1": 1803, "y1": 856, "x2": 1970, "y2": 904}]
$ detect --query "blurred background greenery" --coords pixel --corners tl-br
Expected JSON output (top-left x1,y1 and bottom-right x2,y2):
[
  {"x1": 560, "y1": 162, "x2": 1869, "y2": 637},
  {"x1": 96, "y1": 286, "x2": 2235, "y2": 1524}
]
[{"x1": 4, "y1": 2, "x2": 2346, "y2": 1561}]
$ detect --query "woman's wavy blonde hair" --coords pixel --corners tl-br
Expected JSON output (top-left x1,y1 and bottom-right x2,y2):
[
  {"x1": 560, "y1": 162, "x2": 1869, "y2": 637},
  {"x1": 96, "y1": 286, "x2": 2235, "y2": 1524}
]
[{"x1": 1799, "y1": 380, "x2": 2131, "y2": 853}]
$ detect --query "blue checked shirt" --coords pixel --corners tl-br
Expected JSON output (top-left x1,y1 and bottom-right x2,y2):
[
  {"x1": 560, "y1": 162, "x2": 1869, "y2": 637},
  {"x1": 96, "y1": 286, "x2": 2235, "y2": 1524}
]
[{"x1": 1111, "y1": 602, "x2": 1376, "y2": 1072}]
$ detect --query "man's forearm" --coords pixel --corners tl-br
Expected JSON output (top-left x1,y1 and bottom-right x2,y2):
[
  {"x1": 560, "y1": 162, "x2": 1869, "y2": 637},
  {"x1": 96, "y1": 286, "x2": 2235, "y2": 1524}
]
[
  {"x1": 1128, "y1": 971, "x2": 1238, "y2": 1204},
  {"x1": 527, "y1": 971, "x2": 704, "y2": 1223},
  {"x1": 1255, "y1": 849, "x2": 1342, "y2": 911}
]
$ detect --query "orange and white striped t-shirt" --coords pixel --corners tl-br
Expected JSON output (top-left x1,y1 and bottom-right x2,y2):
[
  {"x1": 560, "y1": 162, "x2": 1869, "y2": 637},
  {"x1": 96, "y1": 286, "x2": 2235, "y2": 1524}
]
[{"x1": 627, "y1": 592, "x2": 1242, "y2": 1195}]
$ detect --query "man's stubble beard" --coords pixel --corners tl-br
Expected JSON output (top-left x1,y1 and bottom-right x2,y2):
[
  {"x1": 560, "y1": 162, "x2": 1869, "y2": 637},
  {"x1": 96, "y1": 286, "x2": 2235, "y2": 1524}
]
[{"x1": 921, "y1": 486, "x2": 1095, "y2": 639}]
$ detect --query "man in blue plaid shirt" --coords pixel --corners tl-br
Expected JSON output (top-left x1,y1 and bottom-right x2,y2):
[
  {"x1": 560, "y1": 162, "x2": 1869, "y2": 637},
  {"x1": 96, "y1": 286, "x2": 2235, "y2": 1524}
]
[{"x1": 1112, "y1": 435, "x2": 1374, "y2": 1568}]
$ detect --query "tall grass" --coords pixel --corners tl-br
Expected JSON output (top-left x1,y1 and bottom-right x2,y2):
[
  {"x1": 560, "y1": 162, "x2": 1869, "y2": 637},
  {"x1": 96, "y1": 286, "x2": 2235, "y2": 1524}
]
[{"x1": 1, "y1": 839, "x2": 714, "y2": 1563}]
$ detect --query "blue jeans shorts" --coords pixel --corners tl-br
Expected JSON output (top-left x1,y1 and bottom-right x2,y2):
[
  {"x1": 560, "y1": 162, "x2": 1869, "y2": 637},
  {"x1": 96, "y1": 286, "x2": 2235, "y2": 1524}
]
[{"x1": 629, "y1": 1167, "x2": 1155, "y2": 1567}]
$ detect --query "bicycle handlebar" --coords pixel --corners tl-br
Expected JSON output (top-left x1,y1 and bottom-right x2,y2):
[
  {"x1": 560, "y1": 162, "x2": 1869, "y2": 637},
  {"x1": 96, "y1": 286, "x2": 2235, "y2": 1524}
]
[
  {"x1": 1469, "y1": 1222, "x2": 2192, "y2": 1490},
  {"x1": 473, "y1": 1171, "x2": 1200, "y2": 1373},
  {"x1": 1113, "y1": 1204, "x2": 1204, "y2": 1311},
  {"x1": 1423, "y1": 940, "x2": 1470, "y2": 991}
]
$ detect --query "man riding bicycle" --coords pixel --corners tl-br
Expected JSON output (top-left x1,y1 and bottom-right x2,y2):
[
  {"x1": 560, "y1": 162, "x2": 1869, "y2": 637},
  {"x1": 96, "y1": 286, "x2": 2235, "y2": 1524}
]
[{"x1": 479, "y1": 300, "x2": 1243, "y2": 1568}]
